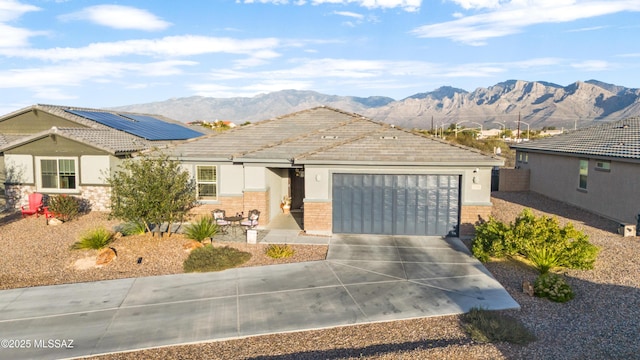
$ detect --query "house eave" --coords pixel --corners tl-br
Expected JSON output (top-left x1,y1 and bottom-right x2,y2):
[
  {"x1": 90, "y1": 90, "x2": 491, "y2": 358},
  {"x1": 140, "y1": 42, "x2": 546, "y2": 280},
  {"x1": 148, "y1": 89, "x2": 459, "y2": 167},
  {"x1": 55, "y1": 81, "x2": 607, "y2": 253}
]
[
  {"x1": 294, "y1": 159, "x2": 504, "y2": 167},
  {"x1": 513, "y1": 148, "x2": 640, "y2": 164},
  {"x1": 233, "y1": 157, "x2": 294, "y2": 165}
]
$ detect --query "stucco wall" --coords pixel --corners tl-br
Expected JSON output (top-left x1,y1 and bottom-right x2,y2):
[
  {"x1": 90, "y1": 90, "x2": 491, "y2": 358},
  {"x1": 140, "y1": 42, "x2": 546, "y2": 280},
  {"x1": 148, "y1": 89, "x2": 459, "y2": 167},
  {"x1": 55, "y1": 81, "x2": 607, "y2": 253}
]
[
  {"x1": 521, "y1": 152, "x2": 640, "y2": 224},
  {"x1": 0, "y1": 110, "x2": 84, "y2": 134},
  {"x1": 302, "y1": 164, "x2": 495, "y2": 235},
  {"x1": 265, "y1": 168, "x2": 287, "y2": 222},
  {"x1": 304, "y1": 164, "x2": 494, "y2": 206}
]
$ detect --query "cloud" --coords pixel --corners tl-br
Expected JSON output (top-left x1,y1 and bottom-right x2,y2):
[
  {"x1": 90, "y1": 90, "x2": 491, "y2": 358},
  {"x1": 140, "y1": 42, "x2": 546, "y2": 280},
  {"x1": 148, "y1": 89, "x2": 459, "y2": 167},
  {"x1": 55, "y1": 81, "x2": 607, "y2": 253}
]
[
  {"x1": 201, "y1": 56, "x2": 567, "y2": 97},
  {"x1": 448, "y1": 0, "x2": 503, "y2": 10},
  {"x1": 334, "y1": 11, "x2": 365, "y2": 19},
  {"x1": 189, "y1": 80, "x2": 314, "y2": 98},
  {"x1": 0, "y1": 0, "x2": 44, "y2": 47},
  {"x1": 32, "y1": 87, "x2": 77, "y2": 100},
  {"x1": 59, "y1": 5, "x2": 171, "y2": 31},
  {"x1": 570, "y1": 60, "x2": 610, "y2": 71},
  {"x1": 0, "y1": 0, "x2": 40, "y2": 21},
  {"x1": 412, "y1": 1, "x2": 640, "y2": 45},
  {"x1": 239, "y1": 0, "x2": 421, "y2": 12},
  {"x1": 0, "y1": 59, "x2": 199, "y2": 91},
  {"x1": 0, "y1": 35, "x2": 282, "y2": 61},
  {"x1": 566, "y1": 25, "x2": 607, "y2": 32}
]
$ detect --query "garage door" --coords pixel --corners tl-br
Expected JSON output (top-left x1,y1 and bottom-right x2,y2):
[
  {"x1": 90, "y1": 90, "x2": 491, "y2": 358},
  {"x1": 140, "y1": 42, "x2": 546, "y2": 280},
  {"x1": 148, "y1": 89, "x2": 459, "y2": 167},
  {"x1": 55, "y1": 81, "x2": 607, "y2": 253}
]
[{"x1": 332, "y1": 174, "x2": 460, "y2": 236}]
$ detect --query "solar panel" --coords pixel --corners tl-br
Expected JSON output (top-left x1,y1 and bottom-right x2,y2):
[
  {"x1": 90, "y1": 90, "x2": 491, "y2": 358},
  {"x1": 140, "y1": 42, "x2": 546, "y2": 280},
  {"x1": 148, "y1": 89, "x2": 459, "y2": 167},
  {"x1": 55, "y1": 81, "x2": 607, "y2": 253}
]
[{"x1": 65, "y1": 109, "x2": 203, "y2": 140}]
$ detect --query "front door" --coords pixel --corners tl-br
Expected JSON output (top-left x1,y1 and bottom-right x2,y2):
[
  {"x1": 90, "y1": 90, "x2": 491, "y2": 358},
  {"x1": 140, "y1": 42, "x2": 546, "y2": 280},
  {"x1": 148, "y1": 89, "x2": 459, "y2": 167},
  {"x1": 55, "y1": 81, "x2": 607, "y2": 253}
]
[{"x1": 289, "y1": 169, "x2": 305, "y2": 210}]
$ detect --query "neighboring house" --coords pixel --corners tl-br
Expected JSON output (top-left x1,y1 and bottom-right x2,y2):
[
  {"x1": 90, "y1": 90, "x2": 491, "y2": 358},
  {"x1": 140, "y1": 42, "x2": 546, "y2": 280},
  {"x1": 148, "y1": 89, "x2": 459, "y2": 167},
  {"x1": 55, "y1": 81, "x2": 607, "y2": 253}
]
[
  {"x1": 478, "y1": 128, "x2": 502, "y2": 139},
  {"x1": 511, "y1": 117, "x2": 640, "y2": 225},
  {"x1": 162, "y1": 106, "x2": 504, "y2": 237},
  {"x1": 0, "y1": 104, "x2": 203, "y2": 211}
]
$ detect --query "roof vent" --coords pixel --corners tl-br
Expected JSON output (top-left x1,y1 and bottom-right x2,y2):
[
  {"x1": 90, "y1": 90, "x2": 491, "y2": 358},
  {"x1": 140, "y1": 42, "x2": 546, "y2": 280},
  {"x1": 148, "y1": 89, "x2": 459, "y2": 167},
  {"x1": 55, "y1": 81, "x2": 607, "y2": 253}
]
[
  {"x1": 380, "y1": 136, "x2": 398, "y2": 140},
  {"x1": 321, "y1": 135, "x2": 338, "y2": 139}
]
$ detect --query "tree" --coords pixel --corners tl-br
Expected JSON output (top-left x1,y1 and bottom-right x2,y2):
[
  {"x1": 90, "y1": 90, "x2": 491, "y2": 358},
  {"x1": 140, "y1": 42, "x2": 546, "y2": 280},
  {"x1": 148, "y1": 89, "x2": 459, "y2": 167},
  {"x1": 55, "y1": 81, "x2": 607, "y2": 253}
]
[{"x1": 106, "y1": 153, "x2": 196, "y2": 237}]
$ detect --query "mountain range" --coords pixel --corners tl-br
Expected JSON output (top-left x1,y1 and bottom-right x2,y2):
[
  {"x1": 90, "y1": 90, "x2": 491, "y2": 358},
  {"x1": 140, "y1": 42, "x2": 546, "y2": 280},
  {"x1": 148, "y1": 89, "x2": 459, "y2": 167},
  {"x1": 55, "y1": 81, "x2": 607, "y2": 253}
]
[{"x1": 112, "y1": 80, "x2": 640, "y2": 130}]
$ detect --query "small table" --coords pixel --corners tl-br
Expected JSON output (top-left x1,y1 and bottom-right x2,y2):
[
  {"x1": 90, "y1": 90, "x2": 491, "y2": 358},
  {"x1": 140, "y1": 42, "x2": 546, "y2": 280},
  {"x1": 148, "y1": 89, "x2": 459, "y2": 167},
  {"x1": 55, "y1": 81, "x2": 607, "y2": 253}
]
[{"x1": 224, "y1": 216, "x2": 243, "y2": 235}]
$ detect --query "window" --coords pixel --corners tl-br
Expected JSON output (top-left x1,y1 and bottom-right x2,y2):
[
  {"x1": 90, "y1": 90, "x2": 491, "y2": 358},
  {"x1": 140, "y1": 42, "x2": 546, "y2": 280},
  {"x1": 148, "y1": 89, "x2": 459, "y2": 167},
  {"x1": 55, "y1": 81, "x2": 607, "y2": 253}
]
[
  {"x1": 579, "y1": 159, "x2": 588, "y2": 190},
  {"x1": 517, "y1": 151, "x2": 528, "y2": 163},
  {"x1": 595, "y1": 160, "x2": 611, "y2": 171},
  {"x1": 196, "y1": 165, "x2": 217, "y2": 200},
  {"x1": 38, "y1": 157, "x2": 78, "y2": 192}
]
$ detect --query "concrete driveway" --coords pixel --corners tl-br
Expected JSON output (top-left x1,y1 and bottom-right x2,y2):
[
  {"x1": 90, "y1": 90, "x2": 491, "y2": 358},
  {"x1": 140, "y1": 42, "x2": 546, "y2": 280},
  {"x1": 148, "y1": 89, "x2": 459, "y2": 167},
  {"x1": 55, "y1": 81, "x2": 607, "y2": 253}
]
[{"x1": 0, "y1": 235, "x2": 518, "y2": 360}]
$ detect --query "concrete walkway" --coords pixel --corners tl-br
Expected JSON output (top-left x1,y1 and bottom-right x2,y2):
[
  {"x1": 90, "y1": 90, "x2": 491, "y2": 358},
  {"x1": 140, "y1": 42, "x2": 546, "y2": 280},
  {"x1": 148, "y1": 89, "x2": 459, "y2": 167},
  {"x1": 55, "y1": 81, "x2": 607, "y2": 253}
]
[{"x1": 0, "y1": 235, "x2": 519, "y2": 360}]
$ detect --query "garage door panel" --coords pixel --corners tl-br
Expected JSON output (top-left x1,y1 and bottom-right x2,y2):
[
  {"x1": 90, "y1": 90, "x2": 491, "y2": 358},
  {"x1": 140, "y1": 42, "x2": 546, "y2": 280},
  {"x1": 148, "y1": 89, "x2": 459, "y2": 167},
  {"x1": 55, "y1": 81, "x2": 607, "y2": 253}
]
[{"x1": 333, "y1": 174, "x2": 460, "y2": 236}]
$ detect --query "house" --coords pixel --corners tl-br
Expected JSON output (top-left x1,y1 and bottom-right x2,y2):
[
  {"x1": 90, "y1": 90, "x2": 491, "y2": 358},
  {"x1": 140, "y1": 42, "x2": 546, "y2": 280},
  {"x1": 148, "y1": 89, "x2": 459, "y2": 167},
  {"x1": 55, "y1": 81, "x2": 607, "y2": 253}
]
[
  {"x1": 161, "y1": 107, "x2": 504, "y2": 237},
  {"x1": 478, "y1": 128, "x2": 502, "y2": 139},
  {"x1": 0, "y1": 104, "x2": 203, "y2": 211},
  {"x1": 510, "y1": 117, "x2": 640, "y2": 225}
]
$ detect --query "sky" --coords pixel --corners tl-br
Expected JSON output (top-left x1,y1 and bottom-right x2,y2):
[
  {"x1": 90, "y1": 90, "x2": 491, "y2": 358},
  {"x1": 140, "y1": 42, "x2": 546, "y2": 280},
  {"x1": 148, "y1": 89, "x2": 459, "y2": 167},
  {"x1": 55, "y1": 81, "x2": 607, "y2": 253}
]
[{"x1": 1, "y1": 0, "x2": 640, "y2": 114}]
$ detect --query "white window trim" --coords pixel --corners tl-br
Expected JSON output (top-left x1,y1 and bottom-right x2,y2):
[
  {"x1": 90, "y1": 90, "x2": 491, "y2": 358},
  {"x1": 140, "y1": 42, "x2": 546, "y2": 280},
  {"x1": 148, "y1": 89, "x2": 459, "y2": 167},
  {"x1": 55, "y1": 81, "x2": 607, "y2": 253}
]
[
  {"x1": 35, "y1": 156, "x2": 80, "y2": 193},
  {"x1": 578, "y1": 159, "x2": 588, "y2": 191},
  {"x1": 517, "y1": 151, "x2": 528, "y2": 163},
  {"x1": 595, "y1": 160, "x2": 611, "y2": 172},
  {"x1": 196, "y1": 165, "x2": 218, "y2": 200}
]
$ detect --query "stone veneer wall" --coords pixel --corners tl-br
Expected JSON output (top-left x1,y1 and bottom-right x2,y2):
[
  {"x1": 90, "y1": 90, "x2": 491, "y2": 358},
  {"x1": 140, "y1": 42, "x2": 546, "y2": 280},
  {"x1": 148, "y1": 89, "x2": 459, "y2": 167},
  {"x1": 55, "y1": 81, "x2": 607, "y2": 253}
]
[
  {"x1": 4, "y1": 184, "x2": 111, "y2": 212},
  {"x1": 499, "y1": 169, "x2": 530, "y2": 192},
  {"x1": 459, "y1": 204, "x2": 493, "y2": 238},
  {"x1": 304, "y1": 201, "x2": 332, "y2": 235},
  {"x1": 81, "y1": 186, "x2": 111, "y2": 211},
  {"x1": 5, "y1": 184, "x2": 37, "y2": 210}
]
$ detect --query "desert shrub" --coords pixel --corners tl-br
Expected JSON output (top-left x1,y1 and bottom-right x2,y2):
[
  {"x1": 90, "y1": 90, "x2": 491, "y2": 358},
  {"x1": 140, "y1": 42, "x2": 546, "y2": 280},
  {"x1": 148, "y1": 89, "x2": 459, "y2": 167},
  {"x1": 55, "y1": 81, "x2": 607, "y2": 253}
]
[
  {"x1": 184, "y1": 216, "x2": 219, "y2": 242},
  {"x1": 106, "y1": 153, "x2": 196, "y2": 237},
  {"x1": 48, "y1": 194, "x2": 80, "y2": 222},
  {"x1": 71, "y1": 227, "x2": 114, "y2": 250},
  {"x1": 119, "y1": 221, "x2": 147, "y2": 236},
  {"x1": 523, "y1": 240, "x2": 564, "y2": 274},
  {"x1": 265, "y1": 244, "x2": 295, "y2": 258},
  {"x1": 471, "y1": 217, "x2": 514, "y2": 262},
  {"x1": 515, "y1": 209, "x2": 599, "y2": 272},
  {"x1": 183, "y1": 245, "x2": 251, "y2": 272},
  {"x1": 555, "y1": 223, "x2": 600, "y2": 270},
  {"x1": 461, "y1": 307, "x2": 536, "y2": 345},
  {"x1": 471, "y1": 208, "x2": 599, "y2": 273},
  {"x1": 534, "y1": 273, "x2": 575, "y2": 303}
]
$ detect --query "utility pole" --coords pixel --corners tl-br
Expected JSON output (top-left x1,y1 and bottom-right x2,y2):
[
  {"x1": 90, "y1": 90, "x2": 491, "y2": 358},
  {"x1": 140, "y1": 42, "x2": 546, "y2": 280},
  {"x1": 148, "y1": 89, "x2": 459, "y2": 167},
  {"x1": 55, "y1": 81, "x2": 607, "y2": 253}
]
[
  {"x1": 517, "y1": 112, "x2": 521, "y2": 142},
  {"x1": 431, "y1": 115, "x2": 434, "y2": 133}
]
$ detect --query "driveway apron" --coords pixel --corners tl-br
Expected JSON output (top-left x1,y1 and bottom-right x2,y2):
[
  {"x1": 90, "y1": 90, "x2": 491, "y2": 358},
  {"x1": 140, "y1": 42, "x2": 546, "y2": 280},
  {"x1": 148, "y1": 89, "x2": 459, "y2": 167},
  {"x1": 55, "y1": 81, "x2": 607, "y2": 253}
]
[{"x1": 0, "y1": 235, "x2": 519, "y2": 359}]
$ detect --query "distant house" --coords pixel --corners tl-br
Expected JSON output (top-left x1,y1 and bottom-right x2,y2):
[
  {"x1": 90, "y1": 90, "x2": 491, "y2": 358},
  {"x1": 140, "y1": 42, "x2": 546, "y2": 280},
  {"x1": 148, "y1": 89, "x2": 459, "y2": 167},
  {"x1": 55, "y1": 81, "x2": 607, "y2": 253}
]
[
  {"x1": 0, "y1": 104, "x2": 203, "y2": 211},
  {"x1": 162, "y1": 106, "x2": 504, "y2": 237},
  {"x1": 511, "y1": 117, "x2": 640, "y2": 225},
  {"x1": 478, "y1": 128, "x2": 502, "y2": 139}
]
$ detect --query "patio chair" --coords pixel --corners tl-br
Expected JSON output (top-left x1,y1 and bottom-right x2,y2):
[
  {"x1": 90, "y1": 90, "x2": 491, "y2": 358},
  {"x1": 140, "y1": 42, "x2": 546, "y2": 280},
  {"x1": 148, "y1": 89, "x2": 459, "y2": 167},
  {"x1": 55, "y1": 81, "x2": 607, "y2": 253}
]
[
  {"x1": 212, "y1": 209, "x2": 230, "y2": 234},
  {"x1": 21, "y1": 193, "x2": 44, "y2": 218},
  {"x1": 241, "y1": 209, "x2": 260, "y2": 231}
]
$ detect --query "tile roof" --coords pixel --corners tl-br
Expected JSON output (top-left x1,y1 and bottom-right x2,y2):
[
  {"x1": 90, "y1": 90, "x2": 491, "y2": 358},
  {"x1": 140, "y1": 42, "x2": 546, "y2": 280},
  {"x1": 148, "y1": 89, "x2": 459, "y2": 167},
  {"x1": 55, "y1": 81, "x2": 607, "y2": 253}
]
[
  {"x1": 164, "y1": 106, "x2": 502, "y2": 166},
  {"x1": 0, "y1": 127, "x2": 150, "y2": 155},
  {"x1": 0, "y1": 104, "x2": 202, "y2": 155},
  {"x1": 511, "y1": 117, "x2": 640, "y2": 160}
]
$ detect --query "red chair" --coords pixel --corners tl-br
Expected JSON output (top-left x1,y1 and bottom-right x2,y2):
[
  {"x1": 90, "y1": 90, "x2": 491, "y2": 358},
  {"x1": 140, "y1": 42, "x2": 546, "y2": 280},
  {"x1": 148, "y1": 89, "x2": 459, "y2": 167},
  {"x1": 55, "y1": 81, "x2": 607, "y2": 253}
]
[
  {"x1": 43, "y1": 206, "x2": 56, "y2": 224},
  {"x1": 21, "y1": 193, "x2": 44, "y2": 218}
]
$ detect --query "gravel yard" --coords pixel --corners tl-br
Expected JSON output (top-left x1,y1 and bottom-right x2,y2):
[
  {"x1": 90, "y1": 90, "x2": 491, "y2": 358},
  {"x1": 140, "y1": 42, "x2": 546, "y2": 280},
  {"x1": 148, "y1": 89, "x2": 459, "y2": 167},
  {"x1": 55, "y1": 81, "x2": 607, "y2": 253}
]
[{"x1": 2, "y1": 191, "x2": 639, "y2": 359}]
